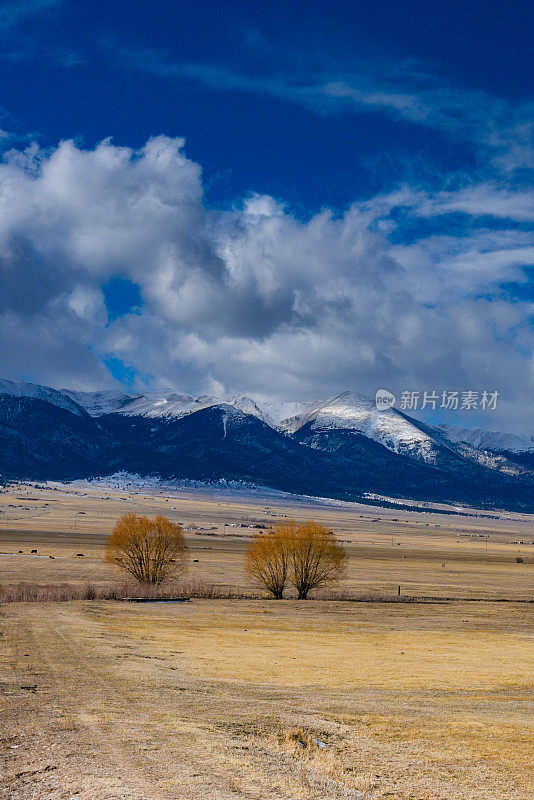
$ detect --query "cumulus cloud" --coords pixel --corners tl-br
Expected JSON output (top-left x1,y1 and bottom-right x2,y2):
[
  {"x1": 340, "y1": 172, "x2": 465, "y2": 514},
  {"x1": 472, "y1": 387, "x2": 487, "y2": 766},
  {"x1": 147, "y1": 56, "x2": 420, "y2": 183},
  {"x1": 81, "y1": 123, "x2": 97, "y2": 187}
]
[{"x1": 0, "y1": 135, "x2": 532, "y2": 432}]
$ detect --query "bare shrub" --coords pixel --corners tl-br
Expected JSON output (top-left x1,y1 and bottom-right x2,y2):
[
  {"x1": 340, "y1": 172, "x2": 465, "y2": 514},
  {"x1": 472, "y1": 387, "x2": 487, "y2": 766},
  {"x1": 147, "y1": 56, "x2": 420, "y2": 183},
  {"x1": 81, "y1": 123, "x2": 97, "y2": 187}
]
[
  {"x1": 284, "y1": 726, "x2": 316, "y2": 751},
  {"x1": 0, "y1": 581, "x2": 87, "y2": 602},
  {"x1": 245, "y1": 524, "x2": 291, "y2": 598},
  {"x1": 0, "y1": 581, "x2": 182, "y2": 603},
  {"x1": 0, "y1": 579, "x2": 257, "y2": 603},
  {"x1": 179, "y1": 578, "x2": 252, "y2": 599},
  {"x1": 246, "y1": 520, "x2": 347, "y2": 599},
  {"x1": 82, "y1": 582, "x2": 97, "y2": 600},
  {"x1": 104, "y1": 513, "x2": 188, "y2": 585},
  {"x1": 289, "y1": 521, "x2": 347, "y2": 599},
  {"x1": 121, "y1": 581, "x2": 191, "y2": 600}
]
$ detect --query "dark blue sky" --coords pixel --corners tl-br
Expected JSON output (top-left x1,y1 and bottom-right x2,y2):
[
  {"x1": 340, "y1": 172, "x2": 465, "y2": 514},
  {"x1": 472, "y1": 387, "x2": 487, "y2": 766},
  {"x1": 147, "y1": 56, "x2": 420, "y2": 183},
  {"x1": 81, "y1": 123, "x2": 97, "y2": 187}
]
[
  {"x1": 0, "y1": 0, "x2": 532, "y2": 432},
  {"x1": 1, "y1": 0, "x2": 531, "y2": 208}
]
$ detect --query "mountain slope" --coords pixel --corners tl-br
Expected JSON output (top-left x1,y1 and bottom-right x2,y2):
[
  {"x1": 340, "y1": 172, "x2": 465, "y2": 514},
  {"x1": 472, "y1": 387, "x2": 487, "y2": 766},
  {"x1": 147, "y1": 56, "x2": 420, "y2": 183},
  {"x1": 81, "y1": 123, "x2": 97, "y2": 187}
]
[
  {"x1": 294, "y1": 393, "x2": 534, "y2": 486},
  {"x1": 0, "y1": 378, "x2": 86, "y2": 417},
  {"x1": 437, "y1": 423, "x2": 534, "y2": 453},
  {"x1": 0, "y1": 378, "x2": 533, "y2": 511},
  {"x1": 60, "y1": 389, "x2": 143, "y2": 417},
  {"x1": 287, "y1": 391, "x2": 440, "y2": 463},
  {"x1": 99, "y1": 404, "x2": 363, "y2": 498},
  {"x1": 0, "y1": 395, "x2": 110, "y2": 479}
]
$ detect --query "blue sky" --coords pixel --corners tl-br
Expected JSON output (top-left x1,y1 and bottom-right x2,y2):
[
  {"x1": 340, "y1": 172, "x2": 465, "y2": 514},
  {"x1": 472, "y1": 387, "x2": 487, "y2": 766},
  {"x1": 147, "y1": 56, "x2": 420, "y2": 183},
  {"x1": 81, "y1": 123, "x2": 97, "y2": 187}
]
[{"x1": 0, "y1": 0, "x2": 532, "y2": 432}]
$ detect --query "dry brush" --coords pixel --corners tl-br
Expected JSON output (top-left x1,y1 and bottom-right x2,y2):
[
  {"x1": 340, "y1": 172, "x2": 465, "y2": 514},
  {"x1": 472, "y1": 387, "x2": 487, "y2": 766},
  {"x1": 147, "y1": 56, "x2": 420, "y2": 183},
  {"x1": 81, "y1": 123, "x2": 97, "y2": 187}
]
[
  {"x1": 105, "y1": 512, "x2": 188, "y2": 585},
  {"x1": 245, "y1": 520, "x2": 347, "y2": 598}
]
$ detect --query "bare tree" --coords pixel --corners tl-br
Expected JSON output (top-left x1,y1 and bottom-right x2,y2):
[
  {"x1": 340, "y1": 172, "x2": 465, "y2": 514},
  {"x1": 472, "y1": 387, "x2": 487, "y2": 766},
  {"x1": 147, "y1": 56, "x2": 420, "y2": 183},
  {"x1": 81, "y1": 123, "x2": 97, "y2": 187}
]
[
  {"x1": 245, "y1": 520, "x2": 347, "y2": 599},
  {"x1": 289, "y1": 520, "x2": 347, "y2": 599},
  {"x1": 105, "y1": 513, "x2": 188, "y2": 585},
  {"x1": 245, "y1": 523, "x2": 293, "y2": 598}
]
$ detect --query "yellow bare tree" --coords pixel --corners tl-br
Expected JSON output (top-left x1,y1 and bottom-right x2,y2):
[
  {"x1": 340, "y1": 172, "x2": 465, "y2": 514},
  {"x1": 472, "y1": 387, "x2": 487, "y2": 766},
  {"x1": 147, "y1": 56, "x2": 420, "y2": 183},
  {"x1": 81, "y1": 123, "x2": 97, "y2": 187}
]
[
  {"x1": 289, "y1": 520, "x2": 347, "y2": 599},
  {"x1": 105, "y1": 513, "x2": 188, "y2": 585},
  {"x1": 245, "y1": 520, "x2": 347, "y2": 599},
  {"x1": 245, "y1": 522, "x2": 294, "y2": 598}
]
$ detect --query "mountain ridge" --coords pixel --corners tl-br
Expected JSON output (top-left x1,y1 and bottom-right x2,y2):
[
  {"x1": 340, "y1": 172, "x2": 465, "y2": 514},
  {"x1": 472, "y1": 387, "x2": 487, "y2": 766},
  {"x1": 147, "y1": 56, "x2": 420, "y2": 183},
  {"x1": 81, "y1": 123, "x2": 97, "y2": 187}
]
[{"x1": 0, "y1": 378, "x2": 532, "y2": 511}]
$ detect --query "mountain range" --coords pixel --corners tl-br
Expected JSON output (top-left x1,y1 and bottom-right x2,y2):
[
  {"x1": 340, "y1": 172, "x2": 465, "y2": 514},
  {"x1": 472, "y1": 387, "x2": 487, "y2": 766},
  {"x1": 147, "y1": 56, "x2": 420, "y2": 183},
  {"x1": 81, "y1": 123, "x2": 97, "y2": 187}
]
[{"x1": 0, "y1": 378, "x2": 533, "y2": 512}]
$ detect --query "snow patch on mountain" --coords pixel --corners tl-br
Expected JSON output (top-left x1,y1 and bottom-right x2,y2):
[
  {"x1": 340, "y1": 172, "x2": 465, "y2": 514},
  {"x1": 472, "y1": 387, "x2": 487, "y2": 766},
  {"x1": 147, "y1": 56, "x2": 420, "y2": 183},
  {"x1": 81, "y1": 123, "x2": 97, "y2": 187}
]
[
  {"x1": 437, "y1": 424, "x2": 534, "y2": 453},
  {"x1": 0, "y1": 378, "x2": 85, "y2": 417},
  {"x1": 299, "y1": 391, "x2": 439, "y2": 464},
  {"x1": 226, "y1": 394, "x2": 267, "y2": 422},
  {"x1": 61, "y1": 389, "x2": 141, "y2": 416},
  {"x1": 255, "y1": 400, "x2": 322, "y2": 432},
  {"x1": 68, "y1": 472, "x2": 314, "y2": 502},
  {"x1": 116, "y1": 392, "x2": 201, "y2": 419}
]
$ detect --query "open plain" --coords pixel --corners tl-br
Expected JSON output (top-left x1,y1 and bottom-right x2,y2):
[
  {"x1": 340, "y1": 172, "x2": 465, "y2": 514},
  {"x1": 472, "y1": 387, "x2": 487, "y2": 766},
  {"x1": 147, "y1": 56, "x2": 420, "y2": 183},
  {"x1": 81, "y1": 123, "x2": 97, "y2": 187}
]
[{"x1": 0, "y1": 479, "x2": 533, "y2": 799}]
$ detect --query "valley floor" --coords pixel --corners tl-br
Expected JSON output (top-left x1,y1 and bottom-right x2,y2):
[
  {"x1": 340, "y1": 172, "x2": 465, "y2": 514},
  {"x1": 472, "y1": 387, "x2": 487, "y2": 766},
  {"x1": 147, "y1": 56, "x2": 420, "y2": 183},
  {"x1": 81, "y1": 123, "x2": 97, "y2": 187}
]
[
  {"x1": 1, "y1": 479, "x2": 533, "y2": 600},
  {"x1": 1, "y1": 481, "x2": 533, "y2": 798},
  {"x1": 1, "y1": 599, "x2": 533, "y2": 800}
]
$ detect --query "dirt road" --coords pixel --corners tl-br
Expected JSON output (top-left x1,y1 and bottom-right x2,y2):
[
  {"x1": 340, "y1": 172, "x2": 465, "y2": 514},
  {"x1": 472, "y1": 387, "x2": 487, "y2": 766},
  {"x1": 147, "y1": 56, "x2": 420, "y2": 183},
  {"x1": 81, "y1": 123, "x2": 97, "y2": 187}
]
[
  {"x1": 1, "y1": 601, "x2": 533, "y2": 800},
  {"x1": 1, "y1": 604, "x2": 273, "y2": 800}
]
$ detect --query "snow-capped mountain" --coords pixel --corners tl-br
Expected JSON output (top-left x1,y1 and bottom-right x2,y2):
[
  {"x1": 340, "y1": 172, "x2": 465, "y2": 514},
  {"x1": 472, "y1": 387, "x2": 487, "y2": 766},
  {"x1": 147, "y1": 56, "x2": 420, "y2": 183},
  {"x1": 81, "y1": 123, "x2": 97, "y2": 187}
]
[
  {"x1": 63, "y1": 388, "x2": 240, "y2": 421},
  {"x1": 253, "y1": 400, "x2": 324, "y2": 433},
  {"x1": 3, "y1": 379, "x2": 531, "y2": 462},
  {"x1": 437, "y1": 423, "x2": 534, "y2": 453},
  {"x1": 0, "y1": 378, "x2": 533, "y2": 511},
  {"x1": 60, "y1": 387, "x2": 440, "y2": 463},
  {"x1": 0, "y1": 378, "x2": 85, "y2": 417},
  {"x1": 104, "y1": 392, "x2": 213, "y2": 420},
  {"x1": 288, "y1": 391, "x2": 439, "y2": 464},
  {"x1": 59, "y1": 389, "x2": 142, "y2": 417}
]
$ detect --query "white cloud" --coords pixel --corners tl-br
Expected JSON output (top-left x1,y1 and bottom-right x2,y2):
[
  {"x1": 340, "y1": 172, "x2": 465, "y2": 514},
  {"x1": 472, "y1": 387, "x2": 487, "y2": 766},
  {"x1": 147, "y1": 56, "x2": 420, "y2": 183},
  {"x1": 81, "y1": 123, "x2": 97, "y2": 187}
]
[
  {"x1": 395, "y1": 184, "x2": 534, "y2": 222},
  {"x1": 112, "y1": 41, "x2": 534, "y2": 178},
  {"x1": 0, "y1": 135, "x2": 532, "y2": 432}
]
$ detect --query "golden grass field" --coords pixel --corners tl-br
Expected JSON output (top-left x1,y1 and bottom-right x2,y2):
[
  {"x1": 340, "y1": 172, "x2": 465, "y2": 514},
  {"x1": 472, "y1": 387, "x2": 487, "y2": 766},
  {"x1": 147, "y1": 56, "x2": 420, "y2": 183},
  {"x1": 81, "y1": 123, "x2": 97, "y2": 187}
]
[{"x1": 0, "y1": 480, "x2": 533, "y2": 799}]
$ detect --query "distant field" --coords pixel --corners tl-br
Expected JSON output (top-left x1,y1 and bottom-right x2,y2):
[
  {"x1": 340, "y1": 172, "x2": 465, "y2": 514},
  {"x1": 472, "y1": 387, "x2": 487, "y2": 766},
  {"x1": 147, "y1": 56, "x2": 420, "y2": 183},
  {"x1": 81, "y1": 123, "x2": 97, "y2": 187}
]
[
  {"x1": 0, "y1": 481, "x2": 533, "y2": 799},
  {"x1": 0, "y1": 480, "x2": 532, "y2": 599},
  {"x1": 1, "y1": 599, "x2": 532, "y2": 800}
]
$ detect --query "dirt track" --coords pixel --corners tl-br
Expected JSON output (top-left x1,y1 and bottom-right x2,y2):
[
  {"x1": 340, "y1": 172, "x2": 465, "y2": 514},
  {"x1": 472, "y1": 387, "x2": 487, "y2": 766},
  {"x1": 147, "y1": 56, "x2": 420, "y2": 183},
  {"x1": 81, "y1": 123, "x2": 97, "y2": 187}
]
[
  {"x1": 1, "y1": 600, "x2": 533, "y2": 800},
  {"x1": 1, "y1": 604, "x2": 267, "y2": 800}
]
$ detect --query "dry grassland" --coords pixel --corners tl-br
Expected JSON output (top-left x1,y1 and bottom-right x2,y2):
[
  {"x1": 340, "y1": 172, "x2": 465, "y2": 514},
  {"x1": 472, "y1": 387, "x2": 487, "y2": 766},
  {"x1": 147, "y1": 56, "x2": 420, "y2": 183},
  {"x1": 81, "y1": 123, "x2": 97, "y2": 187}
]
[
  {"x1": 0, "y1": 480, "x2": 533, "y2": 799},
  {"x1": 0, "y1": 480, "x2": 533, "y2": 599},
  {"x1": 1, "y1": 600, "x2": 532, "y2": 800}
]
